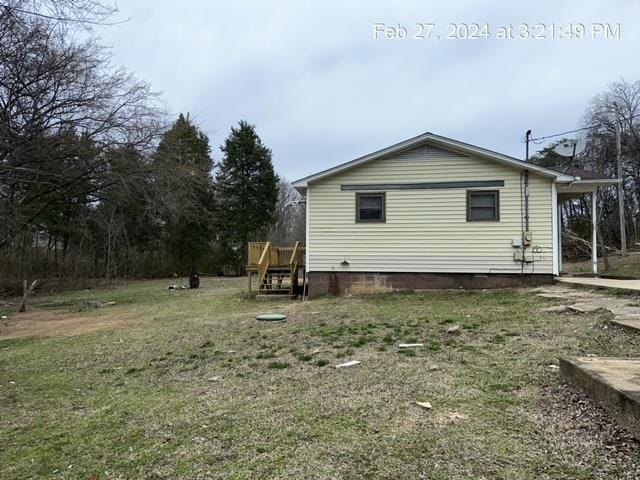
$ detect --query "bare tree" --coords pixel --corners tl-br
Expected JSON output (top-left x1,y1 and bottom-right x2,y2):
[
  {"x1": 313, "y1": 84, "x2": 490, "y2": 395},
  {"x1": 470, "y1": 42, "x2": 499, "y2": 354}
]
[
  {"x1": 0, "y1": 4, "x2": 169, "y2": 292},
  {"x1": 269, "y1": 178, "x2": 305, "y2": 244},
  {"x1": 0, "y1": 7, "x2": 163, "y2": 249},
  {"x1": 583, "y1": 79, "x2": 640, "y2": 248},
  {"x1": 1, "y1": 0, "x2": 120, "y2": 26}
]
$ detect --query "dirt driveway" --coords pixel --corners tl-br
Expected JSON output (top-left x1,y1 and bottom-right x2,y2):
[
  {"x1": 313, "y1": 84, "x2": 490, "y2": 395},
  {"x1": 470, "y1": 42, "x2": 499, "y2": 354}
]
[{"x1": 0, "y1": 309, "x2": 141, "y2": 340}]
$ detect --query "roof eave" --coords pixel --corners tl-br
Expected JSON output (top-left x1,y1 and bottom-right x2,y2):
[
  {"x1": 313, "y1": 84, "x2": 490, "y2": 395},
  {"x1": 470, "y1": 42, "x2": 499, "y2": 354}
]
[
  {"x1": 424, "y1": 134, "x2": 562, "y2": 179},
  {"x1": 553, "y1": 174, "x2": 580, "y2": 183},
  {"x1": 293, "y1": 184, "x2": 307, "y2": 195},
  {"x1": 569, "y1": 178, "x2": 620, "y2": 185},
  {"x1": 291, "y1": 132, "x2": 432, "y2": 188}
]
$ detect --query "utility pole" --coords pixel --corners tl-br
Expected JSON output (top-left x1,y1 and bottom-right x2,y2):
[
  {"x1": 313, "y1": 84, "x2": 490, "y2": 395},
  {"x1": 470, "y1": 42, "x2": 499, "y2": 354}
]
[
  {"x1": 525, "y1": 129, "x2": 531, "y2": 161},
  {"x1": 614, "y1": 103, "x2": 627, "y2": 255}
]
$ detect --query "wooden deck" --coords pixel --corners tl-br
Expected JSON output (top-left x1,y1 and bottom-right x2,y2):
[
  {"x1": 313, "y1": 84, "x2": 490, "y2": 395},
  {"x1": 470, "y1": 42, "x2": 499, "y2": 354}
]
[{"x1": 247, "y1": 242, "x2": 306, "y2": 297}]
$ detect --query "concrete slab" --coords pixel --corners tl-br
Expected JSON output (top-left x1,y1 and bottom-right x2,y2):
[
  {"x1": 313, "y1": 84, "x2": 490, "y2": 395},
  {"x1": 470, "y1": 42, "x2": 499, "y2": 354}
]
[
  {"x1": 536, "y1": 290, "x2": 594, "y2": 300},
  {"x1": 567, "y1": 303, "x2": 608, "y2": 313},
  {"x1": 560, "y1": 357, "x2": 640, "y2": 439},
  {"x1": 558, "y1": 277, "x2": 640, "y2": 292},
  {"x1": 611, "y1": 318, "x2": 640, "y2": 333},
  {"x1": 538, "y1": 284, "x2": 640, "y2": 322}
]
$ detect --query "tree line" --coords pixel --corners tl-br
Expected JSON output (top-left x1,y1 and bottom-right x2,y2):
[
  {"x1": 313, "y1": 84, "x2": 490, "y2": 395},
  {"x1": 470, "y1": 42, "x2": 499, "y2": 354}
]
[
  {"x1": 0, "y1": 1, "x2": 304, "y2": 293},
  {"x1": 531, "y1": 79, "x2": 640, "y2": 261},
  {"x1": 6, "y1": 0, "x2": 636, "y2": 289}
]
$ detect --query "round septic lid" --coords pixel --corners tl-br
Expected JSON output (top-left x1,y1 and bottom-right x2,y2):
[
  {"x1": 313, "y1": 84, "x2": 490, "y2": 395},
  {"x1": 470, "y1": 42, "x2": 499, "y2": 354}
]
[{"x1": 256, "y1": 313, "x2": 288, "y2": 322}]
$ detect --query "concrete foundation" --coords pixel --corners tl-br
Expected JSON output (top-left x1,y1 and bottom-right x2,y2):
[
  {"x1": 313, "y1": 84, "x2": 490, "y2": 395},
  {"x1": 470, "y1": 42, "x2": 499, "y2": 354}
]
[
  {"x1": 560, "y1": 357, "x2": 640, "y2": 439},
  {"x1": 307, "y1": 272, "x2": 554, "y2": 298}
]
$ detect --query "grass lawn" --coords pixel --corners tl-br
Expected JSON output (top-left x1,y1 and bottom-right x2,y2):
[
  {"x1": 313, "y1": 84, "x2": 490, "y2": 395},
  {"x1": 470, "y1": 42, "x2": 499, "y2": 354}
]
[
  {"x1": 1, "y1": 278, "x2": 639, "y2": 479},
  {"x1": 563, "y1": 252, "x2": 640, "y2": 278}
]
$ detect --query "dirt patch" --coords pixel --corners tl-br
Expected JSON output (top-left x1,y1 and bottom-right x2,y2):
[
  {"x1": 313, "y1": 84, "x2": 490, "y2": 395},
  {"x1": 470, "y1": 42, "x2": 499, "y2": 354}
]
[
  {"x1": 538, "y1": 383, "x2": 640, "y2": 477},
  {"x1": 0, "y1": 309, "x2": 142, "y2": 340}
]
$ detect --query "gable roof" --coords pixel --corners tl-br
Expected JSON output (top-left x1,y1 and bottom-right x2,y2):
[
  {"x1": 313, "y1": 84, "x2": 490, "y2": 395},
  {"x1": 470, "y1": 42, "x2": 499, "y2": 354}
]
[{"x1": 292, "y1": 132, "x2": 577, "y2": 193}]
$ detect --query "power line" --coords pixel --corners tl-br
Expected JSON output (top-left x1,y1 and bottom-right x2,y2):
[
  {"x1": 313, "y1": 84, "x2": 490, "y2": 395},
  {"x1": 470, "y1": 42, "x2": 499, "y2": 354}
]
[
  {"x1": 525, "y1": 124, "x2": 600, "y2": 144},
  {"x1": 525, "y1": 112, "x2": 640, "y2": 144}
]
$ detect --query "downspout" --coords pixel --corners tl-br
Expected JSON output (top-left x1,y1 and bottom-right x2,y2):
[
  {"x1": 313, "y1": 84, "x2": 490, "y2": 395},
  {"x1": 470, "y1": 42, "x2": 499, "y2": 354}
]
[
  {"x1": 524, "y1": 170, "x2": 530, "y2": 232},
  {"x1": 302, "y1": 189, "x2": 309, "y2": 301},
  {"x1": 522, "y1": 130, "x2": 532, "y2": 274}
]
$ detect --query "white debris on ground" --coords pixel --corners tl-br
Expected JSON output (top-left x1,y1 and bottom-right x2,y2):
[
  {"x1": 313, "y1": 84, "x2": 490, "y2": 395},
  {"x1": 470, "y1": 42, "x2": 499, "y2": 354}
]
[
  {"x1": 335, "y1": 360, "x2": 361, "y2": 369},
  {"x1": 415, "y1": 401, "x2": 432, "y2": 410},
  {"x1": 398, "y1": 343, "x2": 424, "y2": 349},
  {"x1": 447, "y1": 325, "x2": 463, "y2": 334}
]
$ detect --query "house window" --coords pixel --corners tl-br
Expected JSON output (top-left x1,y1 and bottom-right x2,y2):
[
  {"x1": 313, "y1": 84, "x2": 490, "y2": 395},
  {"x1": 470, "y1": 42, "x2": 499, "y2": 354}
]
[
  {"x1": 467, "y1": 190, "x2": 500, "y2": 222},
  {"x1": 356, "y1": 193, "x2": 385, "y2": 223}
]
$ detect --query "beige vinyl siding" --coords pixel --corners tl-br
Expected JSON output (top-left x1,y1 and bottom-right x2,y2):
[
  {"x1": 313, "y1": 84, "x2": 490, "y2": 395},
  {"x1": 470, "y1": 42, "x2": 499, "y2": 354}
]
[{"x1": 307, "y1": 144, "x2": 554, "y2": 274}]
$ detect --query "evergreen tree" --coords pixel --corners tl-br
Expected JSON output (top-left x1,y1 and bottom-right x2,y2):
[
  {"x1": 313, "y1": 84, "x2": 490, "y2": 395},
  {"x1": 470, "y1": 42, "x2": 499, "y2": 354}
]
[
  {"x1": 154, "y1": 114, "x2": 215, "y2": 274},
  {"x1": 216, "y1": 121, "x2": 279, "y2": 270}
]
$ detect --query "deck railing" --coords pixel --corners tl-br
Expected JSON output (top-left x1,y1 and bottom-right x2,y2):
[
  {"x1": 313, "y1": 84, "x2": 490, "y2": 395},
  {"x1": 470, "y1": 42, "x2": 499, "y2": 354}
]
[
  {"x1": 248, "y1": 241, "x2": 306, "y2": 295},
  {"x1": 289, "y1": 241, "x2": 305, "y2": 272},
  {"x1": 248, "y1": 242, "x2": 268, "y2": 267},
  {"x1": 256, "y1": 242, "x2": 272, "y2": 288},
  {"x1": 248, "y1": 242, "x2": 305, "y2": 268}
]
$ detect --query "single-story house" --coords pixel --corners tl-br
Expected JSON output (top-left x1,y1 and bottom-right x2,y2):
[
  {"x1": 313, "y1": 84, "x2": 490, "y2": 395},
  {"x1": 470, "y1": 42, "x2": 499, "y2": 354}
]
[{"x1": 292, "y1": 132, "x2": 618, "y2": 297}]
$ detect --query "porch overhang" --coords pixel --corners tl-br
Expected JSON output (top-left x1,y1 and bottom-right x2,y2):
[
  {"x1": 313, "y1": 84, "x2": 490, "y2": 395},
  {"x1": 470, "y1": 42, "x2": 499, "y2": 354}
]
[{"x1": 556, "y1": 177, "x2": 620, "y2": 201}]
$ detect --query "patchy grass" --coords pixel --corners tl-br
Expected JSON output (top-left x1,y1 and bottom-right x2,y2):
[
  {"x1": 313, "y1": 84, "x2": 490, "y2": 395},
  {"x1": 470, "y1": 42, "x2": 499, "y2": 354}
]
[
  {"x1": 1, "y1": 278, "x2": 640, "y2": 479},
  {"x1": 564, "y1": 252, "x2": 640, "y2": 278}
]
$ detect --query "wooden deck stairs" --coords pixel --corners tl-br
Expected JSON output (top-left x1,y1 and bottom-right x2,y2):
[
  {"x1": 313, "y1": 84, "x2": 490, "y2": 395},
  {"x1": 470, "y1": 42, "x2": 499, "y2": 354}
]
[{"x1": 247, "y1": 242, "x2": 306, "y2": 297}]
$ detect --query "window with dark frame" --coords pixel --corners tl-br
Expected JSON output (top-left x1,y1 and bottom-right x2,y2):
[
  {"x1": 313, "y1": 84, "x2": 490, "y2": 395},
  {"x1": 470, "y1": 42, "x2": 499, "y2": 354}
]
[
  {"x1": 467, "y1": 190, "x2": 500, "y2": 222},
  {"x1": 356, "y1": 193, "x2": 385, "y2": 223}
]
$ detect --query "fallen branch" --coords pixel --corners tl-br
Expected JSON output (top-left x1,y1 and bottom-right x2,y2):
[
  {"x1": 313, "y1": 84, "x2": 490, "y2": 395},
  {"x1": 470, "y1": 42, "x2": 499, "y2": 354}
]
[{"x1": 562, "y1": 231, "x2": 620, "y2": 253}]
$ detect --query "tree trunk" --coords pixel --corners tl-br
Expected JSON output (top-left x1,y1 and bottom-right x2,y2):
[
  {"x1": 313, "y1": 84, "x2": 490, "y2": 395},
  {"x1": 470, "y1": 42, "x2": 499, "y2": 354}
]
[{"x1": 18, "y1": 280, "x2": 38, "y2": 313}]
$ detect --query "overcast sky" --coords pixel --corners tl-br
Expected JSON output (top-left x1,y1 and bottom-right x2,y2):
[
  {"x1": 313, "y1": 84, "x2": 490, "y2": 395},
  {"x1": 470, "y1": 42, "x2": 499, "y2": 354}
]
[{"x1": 100, "y1": 1, "x2": 640, "y2": 181}]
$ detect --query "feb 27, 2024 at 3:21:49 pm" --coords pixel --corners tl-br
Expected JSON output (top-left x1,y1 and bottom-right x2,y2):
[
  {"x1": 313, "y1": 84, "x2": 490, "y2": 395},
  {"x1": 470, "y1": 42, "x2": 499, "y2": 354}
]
[{"x1": 373, "y1": 22, "x2": 622, "y2": 41}]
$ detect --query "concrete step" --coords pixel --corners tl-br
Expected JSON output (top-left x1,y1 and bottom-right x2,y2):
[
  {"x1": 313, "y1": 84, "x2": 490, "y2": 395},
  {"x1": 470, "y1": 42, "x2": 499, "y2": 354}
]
[
  {"x1": 560, "y1": 357, "x2": 640, "y2": 439},
  {"x1": 611, "y1": 318, "x2": 640, "y2": 333}
]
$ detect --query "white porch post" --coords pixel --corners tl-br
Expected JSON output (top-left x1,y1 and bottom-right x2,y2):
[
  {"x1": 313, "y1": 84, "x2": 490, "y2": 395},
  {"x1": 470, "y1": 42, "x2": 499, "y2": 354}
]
[
  {"x1": 558, "y1": 203, "x2": 563, "y2": 273},
  {"x1": 592, "y1": 190, "x2": 598, "y2": 274}
]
